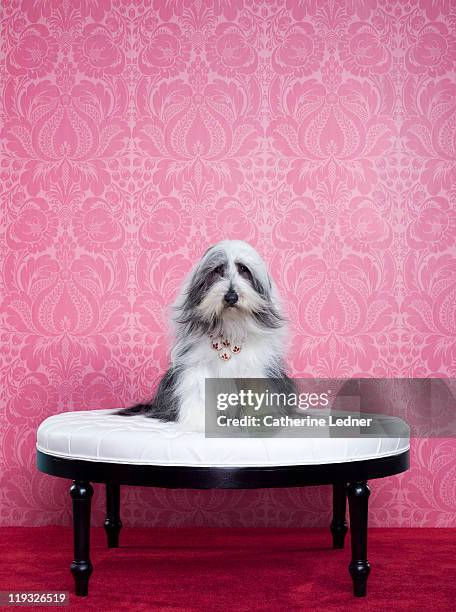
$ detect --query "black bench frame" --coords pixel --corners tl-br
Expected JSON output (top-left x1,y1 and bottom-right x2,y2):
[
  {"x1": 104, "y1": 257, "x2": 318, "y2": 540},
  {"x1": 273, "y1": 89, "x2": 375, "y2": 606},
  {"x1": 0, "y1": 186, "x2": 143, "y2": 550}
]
[{"x1": 37, "y1": 448, "x2": 409, "y2": 598}]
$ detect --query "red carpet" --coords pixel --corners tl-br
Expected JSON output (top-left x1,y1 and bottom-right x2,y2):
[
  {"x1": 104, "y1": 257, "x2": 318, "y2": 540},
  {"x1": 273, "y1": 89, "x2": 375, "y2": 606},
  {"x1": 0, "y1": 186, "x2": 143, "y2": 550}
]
[{"x1": 0, "y1": 527, "x2": 454, "y2": 611}]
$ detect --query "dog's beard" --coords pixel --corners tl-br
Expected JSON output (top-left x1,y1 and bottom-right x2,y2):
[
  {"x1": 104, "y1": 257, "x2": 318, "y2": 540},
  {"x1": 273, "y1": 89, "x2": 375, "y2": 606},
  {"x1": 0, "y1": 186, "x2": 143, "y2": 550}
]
[{"x1": 196, "y1": 278, "x2": 268, "y2": 343}]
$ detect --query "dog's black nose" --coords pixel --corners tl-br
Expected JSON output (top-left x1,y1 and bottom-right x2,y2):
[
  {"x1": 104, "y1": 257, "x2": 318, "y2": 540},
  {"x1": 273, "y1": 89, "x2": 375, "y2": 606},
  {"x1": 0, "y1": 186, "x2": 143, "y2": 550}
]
[{"x1": 224, "y1": 290, "x2": 238, "y2": 306}]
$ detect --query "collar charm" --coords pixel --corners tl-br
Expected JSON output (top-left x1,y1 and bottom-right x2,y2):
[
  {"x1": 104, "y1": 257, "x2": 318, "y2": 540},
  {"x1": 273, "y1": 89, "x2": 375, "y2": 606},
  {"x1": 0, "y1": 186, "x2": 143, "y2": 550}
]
[{"x1": 209, "y1": 335, "x2": 242, "y2": 360}]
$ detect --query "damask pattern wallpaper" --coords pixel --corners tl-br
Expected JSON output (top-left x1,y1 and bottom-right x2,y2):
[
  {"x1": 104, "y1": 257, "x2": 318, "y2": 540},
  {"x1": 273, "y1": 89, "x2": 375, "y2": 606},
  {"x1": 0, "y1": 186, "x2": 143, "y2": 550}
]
[{"x1": 1, "y1": 0, "x2": 455, "y2": 527}]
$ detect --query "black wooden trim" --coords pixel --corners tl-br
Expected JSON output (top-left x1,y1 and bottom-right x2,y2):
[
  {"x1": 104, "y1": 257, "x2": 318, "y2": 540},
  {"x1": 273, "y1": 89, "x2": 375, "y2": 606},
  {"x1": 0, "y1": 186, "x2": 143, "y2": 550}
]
[{"x1": 37, "y1": 449, "x2": 409, "y2": 489}]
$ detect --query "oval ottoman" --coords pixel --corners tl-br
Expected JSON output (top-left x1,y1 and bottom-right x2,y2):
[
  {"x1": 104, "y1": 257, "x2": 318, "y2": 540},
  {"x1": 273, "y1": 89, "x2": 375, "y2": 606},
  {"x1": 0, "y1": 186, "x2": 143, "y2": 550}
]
[{"x1": 36, "y1": 408, "x2": 410, "y2": 598}]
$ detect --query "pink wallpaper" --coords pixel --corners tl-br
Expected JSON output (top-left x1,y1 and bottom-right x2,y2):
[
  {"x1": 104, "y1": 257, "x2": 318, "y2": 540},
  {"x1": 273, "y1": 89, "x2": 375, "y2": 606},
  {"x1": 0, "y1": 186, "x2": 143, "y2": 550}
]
[{"x1": 1, "y1": 0, "x2": 455, "y2": 528}]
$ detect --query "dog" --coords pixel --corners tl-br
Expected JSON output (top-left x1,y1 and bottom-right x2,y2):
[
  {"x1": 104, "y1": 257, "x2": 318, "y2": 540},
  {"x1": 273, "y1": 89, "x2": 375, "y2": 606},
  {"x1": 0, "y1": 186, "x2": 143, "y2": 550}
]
[{"x1": 116, "y1": 240, "x2": 296, "y2": 432}]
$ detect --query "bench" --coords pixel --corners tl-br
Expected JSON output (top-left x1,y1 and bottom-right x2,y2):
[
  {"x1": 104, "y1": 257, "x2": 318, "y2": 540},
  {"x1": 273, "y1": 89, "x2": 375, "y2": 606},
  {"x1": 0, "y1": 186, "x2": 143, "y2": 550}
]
[{"x1": 36, "y1": 408, "x2": 409, "y2": 598}]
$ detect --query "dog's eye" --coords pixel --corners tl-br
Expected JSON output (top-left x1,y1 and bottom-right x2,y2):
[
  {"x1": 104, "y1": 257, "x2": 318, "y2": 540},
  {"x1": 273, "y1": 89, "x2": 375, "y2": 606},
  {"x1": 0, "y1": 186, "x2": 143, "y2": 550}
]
[
  {"x1": 205, "y1": 264, "x2": 225, "y2": 286},
  {"x1": 236, "y1": 263, "x2": 252, "y2": 280}
]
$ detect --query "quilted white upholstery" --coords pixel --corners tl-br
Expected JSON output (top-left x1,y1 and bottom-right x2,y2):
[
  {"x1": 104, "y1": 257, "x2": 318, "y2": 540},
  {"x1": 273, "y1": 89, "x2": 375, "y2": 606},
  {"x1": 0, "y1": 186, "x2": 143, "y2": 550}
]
[{"x1": 36, "y1": 409, "x2": 409, "y2": 468}]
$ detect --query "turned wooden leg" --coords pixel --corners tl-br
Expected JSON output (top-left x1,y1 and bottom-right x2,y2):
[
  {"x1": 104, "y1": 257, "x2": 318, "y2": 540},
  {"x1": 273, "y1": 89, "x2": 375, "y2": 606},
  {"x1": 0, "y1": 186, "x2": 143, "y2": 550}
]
[
  {"x1": 70, "y1": 481, "x2": 93, "y2": 597},
  {"x1": 347, "y1": 481, "x2": 371, "y2": 597},
  {"x1": 104, "y1": 483, "x2": 122, "y2": 548},
  {"x1": 330, "y1": 482, "x2": 348, "y2": 549}
]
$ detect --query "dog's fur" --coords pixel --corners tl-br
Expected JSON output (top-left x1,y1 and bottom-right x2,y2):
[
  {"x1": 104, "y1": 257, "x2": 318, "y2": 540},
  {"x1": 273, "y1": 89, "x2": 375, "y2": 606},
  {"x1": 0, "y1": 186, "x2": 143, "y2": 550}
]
[{"x1": 116, "y1": 240, "x2": 295, "y2": 431}]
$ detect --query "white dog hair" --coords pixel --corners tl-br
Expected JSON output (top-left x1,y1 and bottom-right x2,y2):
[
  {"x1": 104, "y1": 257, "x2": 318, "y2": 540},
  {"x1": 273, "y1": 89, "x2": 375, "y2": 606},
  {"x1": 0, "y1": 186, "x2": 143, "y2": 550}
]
[{"x1": 116, "y1": 240, "x2": 295, "y2": 432}]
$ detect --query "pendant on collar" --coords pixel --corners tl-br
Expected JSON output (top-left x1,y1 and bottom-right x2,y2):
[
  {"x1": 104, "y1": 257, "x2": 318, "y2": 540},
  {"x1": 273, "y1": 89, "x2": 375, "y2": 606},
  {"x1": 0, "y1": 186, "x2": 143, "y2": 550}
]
[{"x1": 209, "y1": 335, "x2": 242, "y2": 360}]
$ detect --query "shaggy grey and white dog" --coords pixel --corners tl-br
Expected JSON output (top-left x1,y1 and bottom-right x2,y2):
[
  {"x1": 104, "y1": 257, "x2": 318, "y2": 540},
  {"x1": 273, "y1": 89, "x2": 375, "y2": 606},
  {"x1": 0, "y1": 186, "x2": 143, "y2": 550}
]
[{"x1": 116, "y1": 240, "x2": 295, "y2": 432}]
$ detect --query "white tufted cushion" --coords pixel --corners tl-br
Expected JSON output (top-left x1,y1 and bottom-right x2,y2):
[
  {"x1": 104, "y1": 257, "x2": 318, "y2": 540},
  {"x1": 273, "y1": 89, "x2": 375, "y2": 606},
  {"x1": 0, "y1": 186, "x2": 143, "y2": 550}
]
[{"x1": 36, "y1": 409, "x2": 409, "y2": 468}]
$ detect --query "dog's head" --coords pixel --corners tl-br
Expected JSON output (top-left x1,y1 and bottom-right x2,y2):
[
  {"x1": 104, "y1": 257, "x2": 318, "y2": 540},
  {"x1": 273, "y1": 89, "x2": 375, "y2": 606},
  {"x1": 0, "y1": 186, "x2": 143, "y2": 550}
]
[{"x1": 173, "y1": 240, "x2": 284, "y2": 337}]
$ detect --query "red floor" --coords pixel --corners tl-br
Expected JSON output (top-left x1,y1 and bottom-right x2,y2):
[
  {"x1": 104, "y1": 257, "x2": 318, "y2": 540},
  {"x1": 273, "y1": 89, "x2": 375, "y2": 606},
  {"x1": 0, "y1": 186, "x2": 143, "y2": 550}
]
[{"x1": 0, "y1": 527, "x2": 454, "y2": 611}]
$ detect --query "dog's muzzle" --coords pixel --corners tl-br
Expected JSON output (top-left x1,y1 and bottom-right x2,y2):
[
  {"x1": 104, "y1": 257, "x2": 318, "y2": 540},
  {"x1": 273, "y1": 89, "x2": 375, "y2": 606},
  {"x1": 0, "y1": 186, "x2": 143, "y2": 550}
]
[{"x1": 224, "y1": 289, "x2": 238, "y2": 306}]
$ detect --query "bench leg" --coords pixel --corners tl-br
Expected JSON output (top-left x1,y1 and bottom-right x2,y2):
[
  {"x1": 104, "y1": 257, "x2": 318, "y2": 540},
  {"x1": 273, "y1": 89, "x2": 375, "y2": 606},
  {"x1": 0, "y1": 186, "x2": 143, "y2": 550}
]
[
  {"x1": 330, "y1": 483, "x2": 347, "y2": 549},
  {"x1": 347, "y1": 481, "x2": 371, "y2": 597},
  {"x1": 70, "y1": 481, "x2": 93, "y2": 597},
  {"x1": 104, "y1": 483, "x2": 122, "y2": 548}
]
